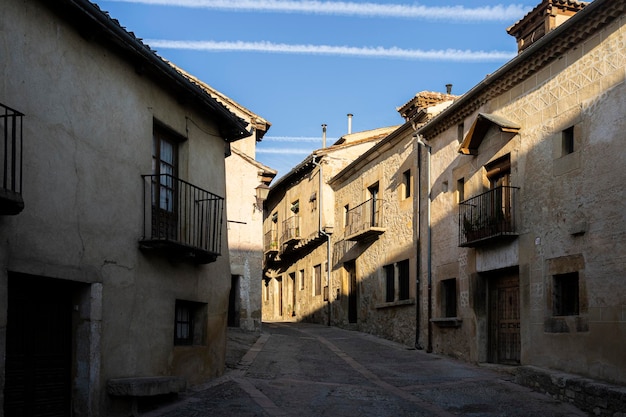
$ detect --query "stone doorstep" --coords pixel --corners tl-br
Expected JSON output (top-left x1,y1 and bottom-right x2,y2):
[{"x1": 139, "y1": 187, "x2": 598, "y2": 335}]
[{"x1": 107, "y1": 376, "x2": 187, "y2": 397}]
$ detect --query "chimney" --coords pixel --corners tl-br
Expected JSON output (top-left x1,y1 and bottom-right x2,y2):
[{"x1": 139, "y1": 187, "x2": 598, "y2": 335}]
[
  {"x1": 347, "y1": 113, "x2": 353, "y2": 134},
  {"x1": 322, "y1": 124, "x2": 327, "y2": 148},
  {"x1": 507, "y1": 0, "x2": 588, "y2": 53},
  {"x1": 445, "y1": 84, "x2": 452, "y2": 95}
]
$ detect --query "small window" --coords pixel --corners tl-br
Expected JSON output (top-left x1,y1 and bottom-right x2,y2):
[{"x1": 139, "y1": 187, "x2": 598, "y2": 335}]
[
  {"x1": 402, "y1": 170, "x2": 411, "y2": 199},
  {"x1": 174, "y1": 300, "x2": 207, "y2": 346},
  {"x1": 457, "y1": 123, "x2": 464, "y2": 143},
  {"x1": 299, "y1": 269, "x2": 305, "y2": 291},
  {"x1": 457, "y1": 178, "x2": 465, "y2": 203},
  {"x1": 314, "y1": 264, "x2": 322, "y2": 296},
  {"x1": 384, "y1": 264, "x2": 395, "y2": 302},
  {"x1": 291, "y1": 200, "x2": 300, "y2": 214},
  {"x1": 271, "y1": 212, "x2": 278, "y2": 224},
  {"x1": 562, "y1": 126, "x2": 575, "y2": 155},
  {"x1": 368, "y1": 183, "x2": 380, "y2": 227},
  {"x1": 553, "y1": 272, "x2": 579, "y2": 316},
  {"x1": 398, "y1": 259, "x2": 410, "y2": 300},
  {"x1": 441, "y1": 279, "x2": 457, "y2": 318}
]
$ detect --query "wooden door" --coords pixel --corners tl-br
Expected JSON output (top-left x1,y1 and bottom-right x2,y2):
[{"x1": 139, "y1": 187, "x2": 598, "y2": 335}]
[
  {"x1": 5, "y1": 273, "x2": 72, "y2": 417},
  {"x1": 345, "y1": 261, "x2": 358, "y2": 323},
  {"x1": 489, "y1": 272, "x2": 520, "y2": 364}
]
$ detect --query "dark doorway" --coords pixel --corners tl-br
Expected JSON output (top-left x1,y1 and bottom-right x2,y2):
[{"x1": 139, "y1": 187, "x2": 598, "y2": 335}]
[
  {"x1": 345, "y1": 261, "x2": 358, "y2": 323},
  {"x1": 289, "y1": 272, "x2": 296, "y2": 317},
  {"x1": 228, "y1": 275, "x2": 240, "y2": 327},
  {"x1": 488, "y1": 268, "x2": 520, "y2": 364},
  {"x1": 277, "y1": 277, "x2": 283, "y2": 317},
  {"x1": 4, "y1": 273, "x2": 73, "y2": 417}
]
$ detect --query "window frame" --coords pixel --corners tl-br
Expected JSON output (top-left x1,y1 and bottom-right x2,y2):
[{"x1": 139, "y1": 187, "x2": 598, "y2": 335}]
[
  {"x1": 553, "y1": 272, "x2": 579, "y2": 316},
  {"x1": 441, "y1": 278, "x2": 457, "y2": 318},
  {"x1": 174, "y1": 300, "x2": 207, "y2": 346}
]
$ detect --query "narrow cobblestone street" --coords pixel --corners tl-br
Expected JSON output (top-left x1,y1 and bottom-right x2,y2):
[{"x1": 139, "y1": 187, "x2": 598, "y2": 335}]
[{"x1": 144, "y1": 322, "x2": 587, "y2": 417}]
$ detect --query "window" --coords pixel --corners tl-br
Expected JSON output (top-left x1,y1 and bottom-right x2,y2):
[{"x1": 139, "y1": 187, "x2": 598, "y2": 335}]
[
  {"x1": 457, "y1": 122, "x2": 464, "y2": 143},
  {"x1": 368, "y1": 183, "x2": 380, "y2": 227},
  {"x1": 457, "y1": 178, "x2": 465, "y2": 203},
  {"x1": 290, "y1": 200, "x2": 300, "y2": 214},
  {"x1": 299, "y1": 269, "x2": 305, "y2": 291},
  {"x1": 562, "y1": 126, "x2": 575, "y2": 155},
  {"x1": 314, "y1": 264, "x2": 322, "y2": 296},
  {"x1": 174, "y1": 300, "x2": 207, "y2": 346},
  {"x1": 384, "y1": 264, "x2": 395, "y2": 302},
  {"x1": 402, "y1": 170, "x2": 411, "y2": 199},
  {"x1": 152, "y1": 124, "x2": 181, "y2": 239},
  {"x1": 398, "y1": 260, "x2": 410, "y2": 300},
  {"x1": 553, "y1": 272, "x2": 579, "y2": 316},
  {"x1": 343, "y1": 204, "x2": 349, "y2": 228},
  {"x1": 441, "y1": 279, "x2": 457, "y2": 318},
  {"x1": 383, "y1": 260, "x2": 410, "y2": 303}
]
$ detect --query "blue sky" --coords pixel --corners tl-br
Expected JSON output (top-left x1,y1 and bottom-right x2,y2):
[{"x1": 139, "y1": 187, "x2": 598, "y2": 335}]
[{"x1": 96, "y1": 0, "x2": 535, "y2": 179}]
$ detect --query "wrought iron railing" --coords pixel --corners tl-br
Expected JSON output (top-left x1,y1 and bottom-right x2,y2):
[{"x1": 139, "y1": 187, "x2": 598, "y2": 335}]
[
  {"x1": 264, "y1": 229, "x2": 279, "y2": 253},
  {"x1": 280, "y1": 215, "x2": 300, "y2": 245},
  {"x1": 458, "y1": 186, "x2": 519, "y2": 247},
  {"x1": 141, "y1": 174, "x2": 224, "y2": 262},
  {"x1": 0, "y1": 103, "x2": 24, "y2": 215},
  {"x1": 345, "y1": 197, "x2": 383, "y2": 239}
]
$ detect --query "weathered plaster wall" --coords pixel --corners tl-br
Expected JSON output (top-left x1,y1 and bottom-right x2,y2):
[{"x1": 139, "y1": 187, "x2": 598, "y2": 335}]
[
  {"x1": 1, "y1": 1, "x2": 234, "y2": 414},
  {"x1": 225, "y1": 145, "x2": 264, "y2": 331}
]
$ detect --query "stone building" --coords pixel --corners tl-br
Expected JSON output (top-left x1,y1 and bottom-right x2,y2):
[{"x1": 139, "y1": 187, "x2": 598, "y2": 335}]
[
  {"x1": 262, "y1": 124, "x2": 398, "y2": 323},
  {"x1": 172, "y1": 68, "x2": 275, "y2": 333},
  {"x1": 177, "y1": 69, "x2": 277, "y2": 332},
  {"x1": 415, "y1": 0, "x2": 626, "y2": 385},
  {"x1": 225, "y1": 144, "x2": 276, "y2": 332},
  {"x1": 329, "y1": 92, "x2": 455, "y2": 347},
  {"x1": 0, "y1": 1, "x2": 260, "y2": 415}
]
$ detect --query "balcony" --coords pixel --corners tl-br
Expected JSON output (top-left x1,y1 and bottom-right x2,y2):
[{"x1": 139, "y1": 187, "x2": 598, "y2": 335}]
[
  {"x1": 344, "y1": 198, "x2": 385, "y2": 241},
  {"x1": 264, "y1": 229, "x2": 279, "y2": 254},
  {"x1": 0, "y1": 103, "x2": 24, "y2": 215},
  {"x1": 280, "y1": 215, "x2": 301, "y2": 246},
  {"x1": 140, "y1": 174, "x2": 224, "y2": 264},
  {"x1": 459, "y1": 186, "x2": 519, "y2": 247}
]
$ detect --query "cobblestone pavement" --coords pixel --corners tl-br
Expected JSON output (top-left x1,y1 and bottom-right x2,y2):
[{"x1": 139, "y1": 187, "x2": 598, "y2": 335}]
[{"x1": 144, "y1": 322, "x2": 588, "y2": 417}]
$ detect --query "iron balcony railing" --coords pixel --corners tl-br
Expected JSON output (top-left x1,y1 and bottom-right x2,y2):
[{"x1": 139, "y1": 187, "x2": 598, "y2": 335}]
[
  {"x1": 140, "y1": 174, "x2": 224, "y2": 263},
  {"x1": 344, "y1": 197, "x2": 384, "y2": 240},
  {"x1": 264, "y1": 229, "x2": 279, "y2": 253},
  {"x1": 0, "y1": 103, "x2": 24, "y2": 215},
  {"x1": 280, "y1": 215, "x2": 300, "y2": 246},
  {"x1": 459, "y1": 185, "x2": 519, "y2": 247}
]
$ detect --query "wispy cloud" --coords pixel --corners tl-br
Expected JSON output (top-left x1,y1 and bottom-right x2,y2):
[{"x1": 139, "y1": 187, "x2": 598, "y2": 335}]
[
  {"x1": 257, "y1": 148, "x2": 313, "y2": 155},
  {"x1": 145, "y1": 39, "x2": 516, "y2": 62},
  {"x1": 264, "y1": 136, "x2": 331, "y2": 143},
  {"x1": 106, "y1": 0, "x2": 531, "y2": 22}
]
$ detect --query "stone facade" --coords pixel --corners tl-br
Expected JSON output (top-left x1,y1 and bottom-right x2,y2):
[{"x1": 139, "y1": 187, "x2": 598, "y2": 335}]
[
  {"x1": 262, "y1": 127, "x2": 398, "y2": 323},
  {"x1": 329, "y1": 95, "x2": 455, "y2": 347},
  {"x1": 417, "y1": 0, "x2": 626, "y2": 385},
  {"x1": 0, "y1": 1, "x2": 258, "y2": 415}
]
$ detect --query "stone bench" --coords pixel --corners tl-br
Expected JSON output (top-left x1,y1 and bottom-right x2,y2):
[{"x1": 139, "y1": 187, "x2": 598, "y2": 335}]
[{"x1": 107, "y1": 376, "x2": 187, "y2": 415}]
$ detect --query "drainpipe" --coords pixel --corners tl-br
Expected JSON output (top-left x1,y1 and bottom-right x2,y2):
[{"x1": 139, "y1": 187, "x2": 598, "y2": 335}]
[
  {"x1": 415, "y1": 134, "x2": 433, "y2": 353},
  {"x1": 314, "y1": 124, "x2": 332, "y2": 327}
]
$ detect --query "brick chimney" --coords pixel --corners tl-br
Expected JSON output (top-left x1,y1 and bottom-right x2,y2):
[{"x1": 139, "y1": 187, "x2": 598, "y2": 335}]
[{"x1": 507, "y1": 0, "x2": 589, "y2": 53}]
